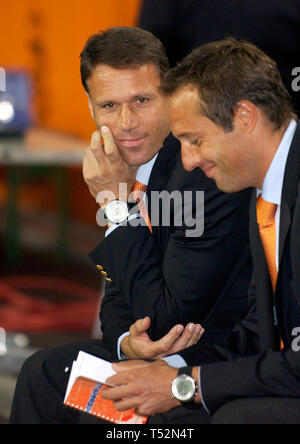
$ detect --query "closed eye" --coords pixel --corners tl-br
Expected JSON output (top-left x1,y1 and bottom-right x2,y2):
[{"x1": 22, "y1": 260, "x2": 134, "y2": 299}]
[{"x1": 191, "y1": 138, "x2": 201, "y2": 146}]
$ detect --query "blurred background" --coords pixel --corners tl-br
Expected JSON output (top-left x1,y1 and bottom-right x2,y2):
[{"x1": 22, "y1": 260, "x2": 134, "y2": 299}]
[
  {"x1": 0, "y1": 0, "x2": 299, "y2": 424},
  {"x1": 0, "y1": 0, "x2": 141, "y2": 424}
]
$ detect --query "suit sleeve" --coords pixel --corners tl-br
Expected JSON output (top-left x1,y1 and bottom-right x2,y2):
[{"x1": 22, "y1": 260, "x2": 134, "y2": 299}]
[
  {"x1": 90, "y1": 170, "x2": 252, "y2": 342},
  {"x1": 100, "y1": 281, "x2": 133, "y2": 359},
  {"x1": 200, "y1": 346, "x2": 300, "y2": 415},
  {"x1": 176, "y1": 270, "x2": 300, "y2": 414}
]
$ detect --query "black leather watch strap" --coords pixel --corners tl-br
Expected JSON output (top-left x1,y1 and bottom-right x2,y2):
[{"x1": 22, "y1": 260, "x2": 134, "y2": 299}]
[{"x1": 178, "y1": 366, "x2": 193, "y2": 377}]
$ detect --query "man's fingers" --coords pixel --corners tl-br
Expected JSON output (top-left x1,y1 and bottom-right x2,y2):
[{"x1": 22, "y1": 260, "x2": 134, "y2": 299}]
[
  {"x1": 151, "y1": 324, "x2": 184, "y2": 356},
  {"x1": 133, "y1": 317, "x2": 151, "y2": 334},
  {"x1": 113, "y1": 397, "x2": 142, "y2": 413},
  {"x1": 101, "y1": 384, "x2": 131, "y2": 402},
  {"x1": 102, "y1": 385, "x2": 140, "y2": 412},
  {"x1": 169, "y1": 323, "x2": 204, "y2": 352},
  {"x1": 186, "y1": 325, "x2": 205, "y2": 348},
  {"x1": 101, "y1": 125, "x2": 119, "y2": 158},
  {"x1": 88, "y1": 130, "x2": 105, "y2": 165},
  {"x1": 91, "y1": 130, "x2": 101, "y2": 151}
]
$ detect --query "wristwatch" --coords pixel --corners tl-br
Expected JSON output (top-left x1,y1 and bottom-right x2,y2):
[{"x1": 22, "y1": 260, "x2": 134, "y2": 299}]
[
  {"x1": 171, "y1": 367, "x2": 198, "y2": 404},
  {"x1": 102, "y1": 200, "x2": 138, "y2": 225}
]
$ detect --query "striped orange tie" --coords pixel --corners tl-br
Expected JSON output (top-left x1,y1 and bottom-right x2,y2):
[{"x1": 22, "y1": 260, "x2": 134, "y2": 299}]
[
  {"x1": 132, "y1": 180, "x2": 152, "y2": 233},
  {"x1": 256, "y1": 195, "x2": 284, "y2": 350}
]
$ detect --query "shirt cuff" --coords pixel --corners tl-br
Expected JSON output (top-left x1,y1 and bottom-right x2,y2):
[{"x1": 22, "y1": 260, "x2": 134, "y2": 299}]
[
  {"x1": 105, "y1": 224, "x2": 119, "y2": 237},
  {"x1": 162, "y1": 354, "x2": 187, "y2": 368},
  {"x1": 117, "y1": 331, "x2": 130, "y2": 360}
]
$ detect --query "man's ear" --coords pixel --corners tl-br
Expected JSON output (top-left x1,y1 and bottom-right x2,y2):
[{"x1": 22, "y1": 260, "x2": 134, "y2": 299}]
[{"x1": 234, "y1": 100, "x2": 257, "y2": 132}]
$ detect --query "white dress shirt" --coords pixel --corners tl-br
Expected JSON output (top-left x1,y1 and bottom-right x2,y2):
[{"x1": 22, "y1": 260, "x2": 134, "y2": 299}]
[{"x1": 257, "y1": 119, "x2": 297, "y2": 269}]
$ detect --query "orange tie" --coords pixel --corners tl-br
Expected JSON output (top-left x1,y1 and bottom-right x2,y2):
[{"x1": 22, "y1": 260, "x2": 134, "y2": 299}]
[
  {"x1": 132, "y1": 180, "x2": 152, "y2": 233},
  {"x1": 256, "y1": 195, "x2": 284, "y2": 349},
  {"x1": 256, "y1": 196, "x2": 278, "y2": 292}
]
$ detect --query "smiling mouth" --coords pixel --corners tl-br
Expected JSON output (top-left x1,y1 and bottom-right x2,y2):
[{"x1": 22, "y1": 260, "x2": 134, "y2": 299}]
[{"x1": 117, "y1": 136, "x2": 147, "y2": 148}]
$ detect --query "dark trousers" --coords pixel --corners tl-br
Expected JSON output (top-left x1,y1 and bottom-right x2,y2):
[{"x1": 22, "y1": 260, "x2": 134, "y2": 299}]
[{"x1": 9, "y1": 340, "x2": 300, "y2": 424}]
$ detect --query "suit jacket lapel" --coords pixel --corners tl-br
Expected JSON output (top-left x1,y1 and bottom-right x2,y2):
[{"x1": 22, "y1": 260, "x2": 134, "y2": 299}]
[
  {"x1": 290, "y1": 181, "x2": 300, "y2": 278},
  {"x1": 146, "y1": 135, "x2": 180, "y2": 238},
  {"x1": 278, "y1": 200, "x2": 291, "y2": 268},
  {"x1": 147, "y1": 135, "x2": 179, "y2": 194}
]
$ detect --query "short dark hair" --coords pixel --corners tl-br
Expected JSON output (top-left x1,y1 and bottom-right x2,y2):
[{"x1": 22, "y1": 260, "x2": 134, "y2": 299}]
[
  {"x1": 160, "y1": 38, "x2": 296, "y2": 131},
  {"x1": 80, "y1": 27, "x2": 169, "y2": 93}
]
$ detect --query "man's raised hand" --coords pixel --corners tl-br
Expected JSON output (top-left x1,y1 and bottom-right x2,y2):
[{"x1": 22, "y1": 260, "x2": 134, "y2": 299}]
[{"x1": 83, "y1": 126, "x2": 137, "y2": 205}]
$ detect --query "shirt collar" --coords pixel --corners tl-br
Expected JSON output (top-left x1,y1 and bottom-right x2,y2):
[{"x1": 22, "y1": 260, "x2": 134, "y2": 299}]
[
  {"x1": 135, "y1": 153, "x2": 158, "y2": 186},
  {"x1": 257, "y1": 119, "x2": 297, "y2": 204}
]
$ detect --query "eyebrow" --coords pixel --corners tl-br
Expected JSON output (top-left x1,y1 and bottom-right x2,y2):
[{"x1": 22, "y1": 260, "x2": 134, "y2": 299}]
[{"x1": 96, "y1": 92, "x2": 157, "y2": 107}]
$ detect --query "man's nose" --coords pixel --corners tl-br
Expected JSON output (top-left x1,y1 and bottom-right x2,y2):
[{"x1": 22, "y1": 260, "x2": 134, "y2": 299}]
[
  {"x1": 119, "y1": 104, "x2": 138, "y2": 131},
  {"x1": 181, "y1": 142, "x2": 202, "y2": 172}
]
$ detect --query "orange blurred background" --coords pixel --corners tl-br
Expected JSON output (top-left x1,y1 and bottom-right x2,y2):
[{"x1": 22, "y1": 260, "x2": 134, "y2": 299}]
[{"x1": 0, "y1": 0, "x2": 141, "y2": 224}]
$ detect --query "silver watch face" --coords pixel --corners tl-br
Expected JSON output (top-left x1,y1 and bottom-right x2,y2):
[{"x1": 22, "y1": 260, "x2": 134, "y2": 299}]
[
  {"x1": 105, "y1": 200, "x2": 129, "y2": 224},
  {"x1": 171, "y1": 375, "x2": 196, "y2": 403}
]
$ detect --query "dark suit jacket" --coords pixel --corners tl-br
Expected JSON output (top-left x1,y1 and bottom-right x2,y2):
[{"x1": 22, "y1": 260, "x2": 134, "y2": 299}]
[
  {"x1": 139, "y1": 0, "x2": 300, "y2": 115},
  {"x1": 178, "y1": 123, "x2": 300, "y2": 415},
  {"x1": 90, "y1": 134, "x2": 252, "y2": 358}
]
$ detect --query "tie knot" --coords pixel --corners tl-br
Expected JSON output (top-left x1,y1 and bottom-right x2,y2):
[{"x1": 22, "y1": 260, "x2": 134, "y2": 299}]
[{"x1": 256, "y1": 195, "x2": 277, "y2": 227}]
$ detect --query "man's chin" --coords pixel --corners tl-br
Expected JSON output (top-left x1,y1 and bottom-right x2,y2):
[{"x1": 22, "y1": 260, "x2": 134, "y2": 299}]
[
  {"x1": 121, "y1": 148, "x2": 158, "y2": 168},
  {"x1": 215, "y1": 179, "x2": 243, "y2": 194}
]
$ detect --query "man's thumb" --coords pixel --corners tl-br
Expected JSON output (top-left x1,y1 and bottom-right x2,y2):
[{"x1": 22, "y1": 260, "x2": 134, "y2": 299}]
[{"x1": 137, "y1": 316, "x2": 151, "y2": 332}]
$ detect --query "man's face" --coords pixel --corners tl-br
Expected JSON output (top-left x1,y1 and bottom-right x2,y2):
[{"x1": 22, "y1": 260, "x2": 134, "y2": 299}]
[
  {"x1": 87, "y1": 64, "x2": 170, "y2": 167},
  {"x1": 169, "y1": 85, "x2": 257, "y2": 193}
]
